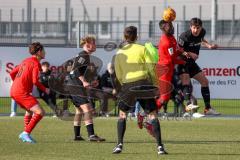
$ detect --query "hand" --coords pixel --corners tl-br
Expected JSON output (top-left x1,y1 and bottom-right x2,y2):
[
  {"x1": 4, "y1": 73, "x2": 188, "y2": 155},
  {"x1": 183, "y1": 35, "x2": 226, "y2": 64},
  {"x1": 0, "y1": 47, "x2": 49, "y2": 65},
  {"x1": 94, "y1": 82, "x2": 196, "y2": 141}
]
[
  {"x1": 182, "y1": 52, "x2": 191, "y2": 59},
  {"x1": 82, "y1": 81, "x2": 90, "y2": 88},
  {"x1": 188, "y1": 52, "x2": 199, "y2": 60},
  {"x1": 45, "y1": 88, "x2": 50, "y2": 95},
  {"x1": 209, "y1": 44, "x2": 218, "y2": 49}
]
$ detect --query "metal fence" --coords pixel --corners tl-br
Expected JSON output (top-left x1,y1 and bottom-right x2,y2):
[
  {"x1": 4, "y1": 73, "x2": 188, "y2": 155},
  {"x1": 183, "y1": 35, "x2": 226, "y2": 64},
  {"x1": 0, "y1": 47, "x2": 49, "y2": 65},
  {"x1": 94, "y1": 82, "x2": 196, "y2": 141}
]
[{"x1": 0, "y1": 1, "x2": 240, "y2": 47}]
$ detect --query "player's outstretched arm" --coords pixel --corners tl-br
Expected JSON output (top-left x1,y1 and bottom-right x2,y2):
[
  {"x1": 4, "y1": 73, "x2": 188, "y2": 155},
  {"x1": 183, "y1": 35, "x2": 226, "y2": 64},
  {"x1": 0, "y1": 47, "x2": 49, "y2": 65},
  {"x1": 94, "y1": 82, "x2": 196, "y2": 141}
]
[{"x1": 202, "y1": 39, "x2": 218, "y2": 49}]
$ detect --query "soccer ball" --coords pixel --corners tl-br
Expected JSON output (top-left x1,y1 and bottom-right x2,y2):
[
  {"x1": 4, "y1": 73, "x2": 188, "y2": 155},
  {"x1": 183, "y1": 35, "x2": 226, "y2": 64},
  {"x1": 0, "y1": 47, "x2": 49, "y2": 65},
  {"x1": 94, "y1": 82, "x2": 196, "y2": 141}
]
[{"x1": 162, "y1": 7, "x2": 176, "y2": 22}]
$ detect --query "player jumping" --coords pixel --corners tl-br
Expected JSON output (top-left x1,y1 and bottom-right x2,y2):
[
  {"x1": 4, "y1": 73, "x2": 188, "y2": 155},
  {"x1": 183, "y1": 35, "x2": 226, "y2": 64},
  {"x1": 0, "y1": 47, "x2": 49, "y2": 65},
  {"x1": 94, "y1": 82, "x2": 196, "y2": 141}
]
[
  {"x1": 155, "y1": 20, "x2": 197, "y2": 116},
  {"x1": 177, "y1": 18, "x2": 220, "y2": 115}
]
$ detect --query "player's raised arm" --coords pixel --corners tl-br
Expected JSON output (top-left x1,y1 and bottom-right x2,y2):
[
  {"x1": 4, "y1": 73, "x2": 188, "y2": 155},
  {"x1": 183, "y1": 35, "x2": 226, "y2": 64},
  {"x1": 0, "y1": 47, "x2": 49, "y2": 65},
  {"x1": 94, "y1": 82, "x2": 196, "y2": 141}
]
[{"x1": 202, "y1": 38, "x2": 218, "y2": 49}]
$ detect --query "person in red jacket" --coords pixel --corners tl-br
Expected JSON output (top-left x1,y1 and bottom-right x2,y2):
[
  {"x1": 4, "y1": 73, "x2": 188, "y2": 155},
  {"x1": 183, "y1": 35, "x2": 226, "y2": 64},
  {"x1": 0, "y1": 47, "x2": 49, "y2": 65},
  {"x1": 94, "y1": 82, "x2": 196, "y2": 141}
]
[
  {"x1": 10, "y1": 42, "x2": 50, "y2": 143},
  {"x1": 156, "y1": 20, "x2": 188, "y2": 114}
]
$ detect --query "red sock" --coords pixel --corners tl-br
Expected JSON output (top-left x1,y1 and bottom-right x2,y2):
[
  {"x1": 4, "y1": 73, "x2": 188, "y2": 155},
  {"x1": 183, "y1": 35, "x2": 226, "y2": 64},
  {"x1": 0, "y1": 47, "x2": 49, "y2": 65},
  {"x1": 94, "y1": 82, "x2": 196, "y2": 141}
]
[
  {"x1": 25, "y1": 114, "x2": 43, "y2": 134},
  {"x1": 24, "y1": 115, "x2": 32, "y2": 130}
]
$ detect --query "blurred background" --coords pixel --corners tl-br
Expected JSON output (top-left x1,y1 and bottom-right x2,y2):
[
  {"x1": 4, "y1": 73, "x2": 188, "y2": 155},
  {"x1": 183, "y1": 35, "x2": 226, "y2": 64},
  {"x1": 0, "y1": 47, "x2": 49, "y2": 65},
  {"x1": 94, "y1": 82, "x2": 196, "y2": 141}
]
[{"x1": 0, "y1": 0, "x2": 239, "y2": 47}]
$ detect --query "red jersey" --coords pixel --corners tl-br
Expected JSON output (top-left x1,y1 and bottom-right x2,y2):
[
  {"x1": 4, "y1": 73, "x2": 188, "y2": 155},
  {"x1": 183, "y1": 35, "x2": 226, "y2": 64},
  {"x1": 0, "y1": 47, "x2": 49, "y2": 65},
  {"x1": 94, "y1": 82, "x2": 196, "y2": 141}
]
[
  {"x1": 10, "y1": 56, "x2": 46, "y2": 96},
  {"x1": 158, "y1": 34, "x2": 184, "y2": 65}
]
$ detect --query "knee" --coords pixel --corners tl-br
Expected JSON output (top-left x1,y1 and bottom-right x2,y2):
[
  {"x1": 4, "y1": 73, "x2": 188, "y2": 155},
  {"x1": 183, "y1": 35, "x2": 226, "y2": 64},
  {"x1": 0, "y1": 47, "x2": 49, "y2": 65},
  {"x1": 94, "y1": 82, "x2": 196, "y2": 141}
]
[
  {"x1": 201, "y1": 79, "x2": 209, "y2": 87},
  {"x1": 83, "y1": 110, "x2": 93, "y2": 124},
  {"x1": 37, "y1": 109, "x2": 45, "y2": 116}
]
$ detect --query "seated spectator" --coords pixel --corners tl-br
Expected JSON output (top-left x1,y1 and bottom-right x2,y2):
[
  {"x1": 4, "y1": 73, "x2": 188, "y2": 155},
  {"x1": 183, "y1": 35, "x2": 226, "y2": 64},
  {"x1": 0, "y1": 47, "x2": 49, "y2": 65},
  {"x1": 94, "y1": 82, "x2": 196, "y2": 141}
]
[
  {"x1": 99, "y1": 63, "x2": 117, "y2": 117},
  {"x1": 38, "y1": 61, "x2": 58, "y2": 117}
]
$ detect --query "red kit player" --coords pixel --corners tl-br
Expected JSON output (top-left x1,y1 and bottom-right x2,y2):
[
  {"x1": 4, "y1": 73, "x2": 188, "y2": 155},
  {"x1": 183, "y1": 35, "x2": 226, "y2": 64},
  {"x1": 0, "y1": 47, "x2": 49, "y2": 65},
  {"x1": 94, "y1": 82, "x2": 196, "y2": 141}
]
[
  {"x1": 156, "y1": 20, "x2": 187, "y2": 114},
  {"x1": 10, "y1": 42, "x2": 50, "y2": 143}
]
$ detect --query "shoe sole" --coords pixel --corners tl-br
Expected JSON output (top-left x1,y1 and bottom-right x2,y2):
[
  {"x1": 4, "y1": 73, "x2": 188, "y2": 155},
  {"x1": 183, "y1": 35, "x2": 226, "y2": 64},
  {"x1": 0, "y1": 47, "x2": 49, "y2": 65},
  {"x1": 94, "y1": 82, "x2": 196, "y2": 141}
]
[
  {"x1": 186, "y1": 105, "x2": 200, "y2": 111},
  {"x1": 89, "y1": 139, "x2": 106, "y2": 142},
  {"x1": 158, "y1": 152, "x2": 168, "y2": 155},
  {"x1": 113, "y1": 151, "x2": 122, "y2": 154},
  {"x1": 19, "y1": 138, "x2": 35, "y2": 143}
]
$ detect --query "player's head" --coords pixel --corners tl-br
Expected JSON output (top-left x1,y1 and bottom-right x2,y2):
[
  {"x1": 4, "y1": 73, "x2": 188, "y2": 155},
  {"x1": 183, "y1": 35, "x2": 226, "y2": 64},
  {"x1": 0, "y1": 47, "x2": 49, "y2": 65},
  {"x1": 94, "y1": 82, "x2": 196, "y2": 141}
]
[
  {"x1": 124, "y1": 26, "x2": 138, "y2": 43},
  {"x1": 41, "y1": 61, "x2": 50, "y2": 72},
  {"x1": 29, "y1": 42, "x2": 46, "y2": 59},
  {"x1": 80, "y1": 35, "x2": 96, "y2": 53},
  {"x1": 190, "y1": 17, "x2": 202, "y2": 37},
  {"x1": 159, "y1": 20, "x2": 174, "y2": 35}
]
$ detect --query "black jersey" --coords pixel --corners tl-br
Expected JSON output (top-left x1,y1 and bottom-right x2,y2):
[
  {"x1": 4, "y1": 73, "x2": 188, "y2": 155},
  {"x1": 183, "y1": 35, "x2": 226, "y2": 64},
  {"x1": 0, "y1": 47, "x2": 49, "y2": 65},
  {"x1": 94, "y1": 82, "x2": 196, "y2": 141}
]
[
  {"x1": 39, "y1": 70, "x2": 51, "y2": 88},
  {"x1": 69, "y1": 51, "x2": 90, "y2": 78},
  {"x1": 178, "y1": 28, "x2": 206, "y2": 56},
  {"x1": 65, "y1": 51, "x2": 99, "y2": 85}
]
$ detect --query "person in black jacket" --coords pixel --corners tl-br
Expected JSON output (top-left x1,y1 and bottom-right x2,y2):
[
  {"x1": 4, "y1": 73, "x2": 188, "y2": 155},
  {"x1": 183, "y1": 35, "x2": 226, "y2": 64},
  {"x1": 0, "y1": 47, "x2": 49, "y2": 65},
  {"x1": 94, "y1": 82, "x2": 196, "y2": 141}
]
[
  {"x1": 99, "y1": 63, "x2": 117, "y2": 117},
  {"x1": 38, "y1": 61, "x2": 58, "y2": 117}
]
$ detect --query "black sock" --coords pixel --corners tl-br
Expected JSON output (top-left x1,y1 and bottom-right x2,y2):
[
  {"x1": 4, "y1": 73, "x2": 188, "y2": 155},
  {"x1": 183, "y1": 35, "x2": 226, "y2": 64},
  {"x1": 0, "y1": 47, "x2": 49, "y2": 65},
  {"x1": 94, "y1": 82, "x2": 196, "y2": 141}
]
[
  {"x1": 117, "y1": 118, "x2": 126, "y2": 144},
  {"x1": 74, "y1": 126, "x2": 81, "y2": 138},
  {"x1": 151, "y1": 118, "x2": 162, "y2": 146},
  {"x1": 183, "y1": 85, "x2": 191, "y2": 105},
  {"x1": 86, "y1": 124, "x2": 95, "y2": 137},
  {"x1": 161, "y1": 101, "x2": 168, "y2": 113},
  {"x1": 201, "y1": 87, "x2": 211, "y2": 109}
]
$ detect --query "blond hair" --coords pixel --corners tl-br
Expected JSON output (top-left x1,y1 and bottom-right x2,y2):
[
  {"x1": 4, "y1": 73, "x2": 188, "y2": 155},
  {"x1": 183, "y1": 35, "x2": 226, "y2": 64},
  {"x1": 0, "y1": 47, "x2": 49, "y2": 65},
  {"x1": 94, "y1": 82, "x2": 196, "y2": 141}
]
[{"x1": 80, "y1": 35, "x2": 96, "y2": 47}]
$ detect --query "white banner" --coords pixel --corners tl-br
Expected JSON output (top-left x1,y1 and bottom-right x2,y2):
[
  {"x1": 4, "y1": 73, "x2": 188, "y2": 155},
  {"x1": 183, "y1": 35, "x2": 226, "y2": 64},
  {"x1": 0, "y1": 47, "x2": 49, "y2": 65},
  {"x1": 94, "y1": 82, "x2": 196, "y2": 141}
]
[
  {"x1": 191, "y1": 50, "x2": 240, "y2": 99},
  {"x1": 0, "y1": 47, "x2": 116, "y2": 97},
  {"x1": 0, "y1": 47, "x2": 240, "y2": 99}
]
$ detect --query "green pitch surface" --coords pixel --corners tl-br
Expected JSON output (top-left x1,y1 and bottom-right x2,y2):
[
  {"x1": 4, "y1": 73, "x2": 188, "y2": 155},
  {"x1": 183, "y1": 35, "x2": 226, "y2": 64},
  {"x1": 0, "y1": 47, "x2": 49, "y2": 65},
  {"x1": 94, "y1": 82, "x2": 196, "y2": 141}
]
[{"x1": 0, "y1": 117, "x2": 240, "y2": 160}]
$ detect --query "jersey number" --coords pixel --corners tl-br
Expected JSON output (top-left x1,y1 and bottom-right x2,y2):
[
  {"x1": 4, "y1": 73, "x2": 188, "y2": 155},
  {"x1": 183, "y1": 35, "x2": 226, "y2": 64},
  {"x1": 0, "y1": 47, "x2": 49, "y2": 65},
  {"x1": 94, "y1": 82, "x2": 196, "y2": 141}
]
[{"x1": 16, "y1": 65, "x2": 25, "y2": 78}]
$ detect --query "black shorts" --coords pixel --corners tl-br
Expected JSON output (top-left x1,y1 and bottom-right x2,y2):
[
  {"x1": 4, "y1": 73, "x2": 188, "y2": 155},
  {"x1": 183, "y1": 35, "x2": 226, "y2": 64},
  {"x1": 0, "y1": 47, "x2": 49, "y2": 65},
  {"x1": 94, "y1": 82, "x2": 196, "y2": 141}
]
[
  {"x1": 70, "y1": 95, "x2": 89, "y2": 107},
  {"x1": 66, "y1": 77, "x2": 89, "y2": 107},
  {"x1": 117, "y1": 79, "x2": 158, "y2": 114},
  {"x1": 177, "y1": 61, "x2": 202, "y2": 78}
]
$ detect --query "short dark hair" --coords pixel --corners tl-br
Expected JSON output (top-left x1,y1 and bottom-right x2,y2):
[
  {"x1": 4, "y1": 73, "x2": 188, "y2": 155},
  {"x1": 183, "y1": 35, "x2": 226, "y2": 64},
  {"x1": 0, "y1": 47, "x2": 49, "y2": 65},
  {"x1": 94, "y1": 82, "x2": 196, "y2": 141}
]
[
  {"x1": 29, "y1": 42, "x2": 44, "y2": 55},
  {"x1": 124, "y1": 26, "x2": 137, "y2": 42},
  {"x1": 41, "y1": 61, "x2": 50, "y2": 67},
  {"x1": 159, "y1": 20, "x2": 168, "y2": 31},
  {"x1": 190, "y1": 17, "x2": 202, "y2": 27}
]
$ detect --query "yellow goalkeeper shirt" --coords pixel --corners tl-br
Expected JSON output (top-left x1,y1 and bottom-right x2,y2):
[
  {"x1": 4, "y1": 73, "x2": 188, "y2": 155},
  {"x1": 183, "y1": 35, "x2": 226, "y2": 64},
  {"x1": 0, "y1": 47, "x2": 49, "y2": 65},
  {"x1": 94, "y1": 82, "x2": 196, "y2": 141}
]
[{"x1": 114, "y1": 43, "x2": 156, "y2": 84}]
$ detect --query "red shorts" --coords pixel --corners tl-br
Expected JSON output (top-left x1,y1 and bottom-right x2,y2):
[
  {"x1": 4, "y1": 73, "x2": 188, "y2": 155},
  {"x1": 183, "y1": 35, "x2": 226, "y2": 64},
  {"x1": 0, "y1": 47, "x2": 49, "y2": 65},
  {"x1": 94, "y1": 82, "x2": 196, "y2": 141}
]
[
  {"x1": 12, "y1": 94, "x2": 38, "y2": 110},
  {"x1": 156, "y1": 64, "x2": 174, "y2": 102}
]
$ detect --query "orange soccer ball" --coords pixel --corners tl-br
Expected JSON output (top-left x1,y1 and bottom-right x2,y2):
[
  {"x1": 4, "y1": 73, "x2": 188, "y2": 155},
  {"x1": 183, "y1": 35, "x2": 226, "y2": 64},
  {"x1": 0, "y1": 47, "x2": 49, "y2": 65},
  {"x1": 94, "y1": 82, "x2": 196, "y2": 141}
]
[{"x1": 162, "y1": 7, "x2": 176, "y2": 22}]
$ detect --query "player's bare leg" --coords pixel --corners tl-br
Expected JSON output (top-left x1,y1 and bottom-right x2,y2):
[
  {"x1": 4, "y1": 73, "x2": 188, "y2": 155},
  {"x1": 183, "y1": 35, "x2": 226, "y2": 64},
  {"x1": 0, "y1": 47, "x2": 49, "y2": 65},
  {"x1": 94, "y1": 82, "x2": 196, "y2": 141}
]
[
  {"x1": 80, "y1": 103, "x2": 105, "y2": 142},
  {"x1": 73, "y1": 107, "x2": 84, "y2": 141}
]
